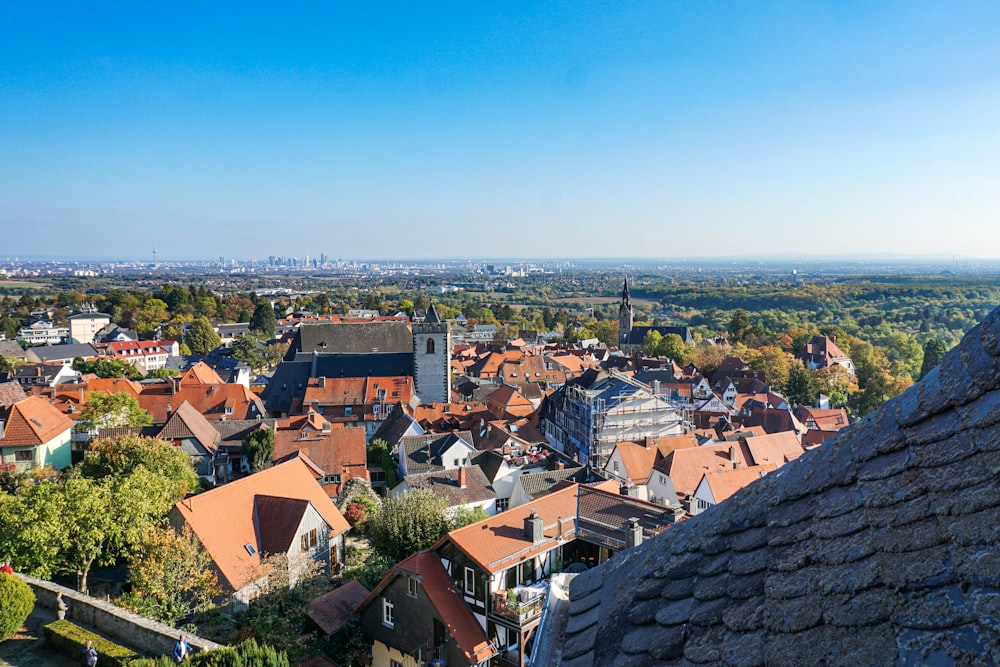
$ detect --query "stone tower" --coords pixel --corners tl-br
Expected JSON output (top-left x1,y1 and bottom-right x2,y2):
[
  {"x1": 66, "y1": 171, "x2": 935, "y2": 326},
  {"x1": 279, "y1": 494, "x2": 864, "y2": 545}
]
[
  {"x1": 412, "y1": 303, "x2": 452, "y2": 404},
  {"x1": 618, "y1": 276, "x2": 633, "y2": 345}
]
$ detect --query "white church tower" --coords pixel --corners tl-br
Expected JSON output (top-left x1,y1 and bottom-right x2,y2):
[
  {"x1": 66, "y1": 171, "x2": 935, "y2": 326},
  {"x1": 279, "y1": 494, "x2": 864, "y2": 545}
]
[{"x1": 412, "y1": 303, "x2": 452, "y2": 404}]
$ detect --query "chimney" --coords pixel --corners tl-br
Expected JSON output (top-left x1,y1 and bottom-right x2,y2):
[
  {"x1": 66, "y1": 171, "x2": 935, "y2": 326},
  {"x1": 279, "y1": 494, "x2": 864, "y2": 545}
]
[
  {"x1": 555, "y1": 461, "x2": 565, "y2": 471},
  {"x1": 524, "y1": 509, "x2": 544, "y2": 543},
  {"x1": 36, "y1": 367, "x2": 42, "y2": 377},
  {"x1": 671, "y1": 504, "x2": 686, "y2": 523},
  {"x1": 685, "y1": 493, "x2": 698, "y2": 516},
  {"x1": 166, "y1": 404, "x2": 172, "y2": 418},
  {"x1": 318, "y1": 376, "x2": 326, "y2": 388},
  {"x1": 78, "y1": 388, "x2": 85, "y2": 404},
  {"x1": 50, "y1": 386, "x2": 56, "y2": 399},
  {"x1": 728, "y1": 445, "x2": 736, "y2": 463},
  {"x1": 458, "y1": 467, "x2": 467, "y2": 489},
  {"x1": 557, "y1": 516, "x2": 564, "y2": 538},
  {"x1": 625, "y1": 517, "x2": 643, "y2": 549}
]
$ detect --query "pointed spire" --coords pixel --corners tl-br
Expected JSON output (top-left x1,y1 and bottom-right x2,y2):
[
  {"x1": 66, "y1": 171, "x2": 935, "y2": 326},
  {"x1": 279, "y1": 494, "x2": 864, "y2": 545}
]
[
  {"x1": 621, "y1": 275, "x2": 631, "y2": 309},
  {"x1": 425, "y1": 302, "x2": 441, "y2": 324}
]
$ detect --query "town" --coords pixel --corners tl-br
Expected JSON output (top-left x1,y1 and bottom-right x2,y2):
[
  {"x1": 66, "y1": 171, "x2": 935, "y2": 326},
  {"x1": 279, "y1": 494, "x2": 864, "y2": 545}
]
[{"x1": 2, "y1": 262, "x2": 981, "y2": 666}]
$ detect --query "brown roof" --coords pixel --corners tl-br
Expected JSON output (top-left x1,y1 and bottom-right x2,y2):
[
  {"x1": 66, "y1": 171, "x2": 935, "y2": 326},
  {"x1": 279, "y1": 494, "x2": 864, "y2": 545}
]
[
  {"x1": 1, "y1": 396, "x2": 74, "y2": 445},
  {"x1": 138, "y1": 382, "x2": 264, "y2": 423},
  {"x1": 308, "y1": 580, "x2": 370, "y2": 635},
  {"x1": 440, "y1": 484, "x2": 579, "y2": 573},
  {"x1": 158, "y1": 401, "x2": 221, "y2": 453},
  {"x1": 655, "y1": 441, "x2": 752, "y2": 497},
  {"x1": 178, "y1": 361, "x2": 225, "y2": 386},
  {"x1": 483, "y1": 384, "x2": 535, "y2": 419},
  {"x1": 254, "y1": 495, "x2": 310, "y2": 554},
  {"x1": 0, "y1": 380, "x2": 27, "y2": 407},
  {"x1": 395, "y1": 466, "x2": 496, "y2": 507},
  {"x1": 361, "y1": 551, "x2": 495, "y2": 664},
  {"x1": 743, "y1": 430, "x2": 805, "y2": 466},
  {"x1": 272, "y1": 420, "x2": 368, "y2": 495},
  {"x1": 172, "y1": 457, "x2": 350, "y2": 593},
  {"x1": 702, "y1": 463, "x2": 778, "y2": 503}
]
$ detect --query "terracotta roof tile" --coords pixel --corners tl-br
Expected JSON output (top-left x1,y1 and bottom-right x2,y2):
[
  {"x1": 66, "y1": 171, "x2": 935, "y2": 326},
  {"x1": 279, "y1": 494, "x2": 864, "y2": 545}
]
[
  {"x1": 172, "y1": 457, "x2": 349, "y2": 593},
  {"x1": 0, "y1": 396, "x2": 74, "y2": 445},
  {"x1": 702, "y1": 464, "x2": 777, "y2": 503},
  {"x1": 308, "y1": 580, "x2": 369, "y2": 635}
]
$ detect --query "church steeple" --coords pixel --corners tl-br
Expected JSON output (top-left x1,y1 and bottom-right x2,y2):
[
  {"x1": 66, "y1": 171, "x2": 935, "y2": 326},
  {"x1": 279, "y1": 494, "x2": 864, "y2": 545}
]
[{"x1": 618, "y1": 275, "x2": 633, "y2": 345}]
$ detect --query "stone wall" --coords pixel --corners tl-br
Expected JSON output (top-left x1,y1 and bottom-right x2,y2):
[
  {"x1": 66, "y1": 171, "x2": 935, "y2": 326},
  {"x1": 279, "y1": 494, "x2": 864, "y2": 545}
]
[{"x1": 23, "y1": 575, "x2": 223, "y2": 657}]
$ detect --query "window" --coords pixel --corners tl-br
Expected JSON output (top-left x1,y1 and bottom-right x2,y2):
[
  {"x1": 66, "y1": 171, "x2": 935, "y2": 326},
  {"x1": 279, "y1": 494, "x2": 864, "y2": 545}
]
[
  {"x1": 659, "y1": 474, "x2": 667, "y2": 485},
  {"x1": 344, "y1": 406, "x2": 352, "y2": 416},
  {"x1": 496, "y1": 497, "x2": 509, "y2": 512},
  {"x1": 322, "y1": 474, "x2": 342, "y2": 485},
  {"x1": 453, "y1": 458, "x2": 460, "y2": 467},
  {"x1": 391, "y1": 661, "x2": 403, "y2": 667},
  {"x1": 613, "y1": 461, "x2": 619, "y2": 472},
  {"x1": 382, "y1": 598, "x2": 394, "y2": 627},
  {"x1": 464, "y1": 567, "x2": 476, "y2": 595},
  {"x1": 14, "y1": 450, "x2": 33, "y2": 462},
  {"x1": 301, "y1": 528, "x2": 318, "y2": 551},
  {"x1": 426, "y1": 338, "x2": 436, "y2": 354},
  {"x1": 408, "y1": 576, "x2": 419, "y2": 597}
]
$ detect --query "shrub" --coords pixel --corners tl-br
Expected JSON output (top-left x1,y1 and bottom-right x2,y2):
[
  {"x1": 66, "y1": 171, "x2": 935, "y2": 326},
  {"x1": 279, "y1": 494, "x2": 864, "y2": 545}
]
[
  {"x1": 0, "y1": 573, "x2": 35, "y2": 641},
  {"x1": 128, "y1": 639, "x2": 289, "y2": 667},
  {"x1": 43, "y1": 620, "x2": 138, "y2": 667}
]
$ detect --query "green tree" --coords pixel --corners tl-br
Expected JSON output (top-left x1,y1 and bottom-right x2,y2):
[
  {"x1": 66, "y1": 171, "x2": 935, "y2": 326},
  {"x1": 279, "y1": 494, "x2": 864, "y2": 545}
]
[
  {"x1": 785, "y1": 362, "x2": 819, "y2": 407},
  {"x1": 919, "y1": 338, "x2": 950, "y2": 380},
  {"x1": 77, "y1": 392, "x2": 152, "y2": 432},
  {"x1": 118, "y1": 525, "x2": 222, "y2": 626},
  {"x1": 367, "y1": 489, "x2": 449, "y2": 562},
  {"x1": 729, "y1": 309, "x2": 751, "y2": 344},
  {"x1": 231, "y1": 334, "x2": 266, "y2": 371},
  {"x1": 0, "y1": 482, "x2": 67, "y2": 579},
  {"x1": 747, "y1": 346, "x2": 792, "y2": 391},
  {"x1": 449, "y1": 504, "x2": 489, "y2": 530},
  {"x1": 60, "y1": 469, "x2": 117, "y2": 592},
  {"x1": 885, "y1": 332, "x2": 923, "y2": 381},
  {"x1": 72, "y1": 357, "x2": 143, "y2": 380},
  {"x1": 147, "y1": 367, "x2": 180, "y2": 380},
  {"x1": 641, "y1": 330, "x2": 663, "y2": 356},
  {"x1": 133, "y1": 298, "x2": 169, "y2": 338},
  {"x1": 249, "y1": 301, "x2": 277, "y2": 340},
  {"x1": 242, "y1": 428, "x2": 275, "y2": 472},
  {"x1": 656, "y1": 333, "x2": 690, "y2": 364},
  {"x1": 82, "y1": 435, "x2": 200, "y2": 506},
  {"x1": 0, "y1": 570, "x2": 35, "y2": 641},
  {"x1": 186, "y1": 316, "x2": 221, "y2": 355},
  {"x1": 366, "y1": 437, "x2": 398, "y2": 488}
]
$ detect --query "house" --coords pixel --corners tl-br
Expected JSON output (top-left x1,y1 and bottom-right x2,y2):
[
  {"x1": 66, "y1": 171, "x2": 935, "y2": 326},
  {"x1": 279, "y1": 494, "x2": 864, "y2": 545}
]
[
  {"x1": 390, "y1": 465, "x2": 497, "y2": 517},
  {"x1": 0, "y1": 340, "x2": 29, "y2": 364},
  {"x1": 507, "y1": 465, "x2": 585, "y2": 508},
  {"x1": 0, "y1": 380, "x2": 27, "y2": 410},
  {"x1": 25, "y1": 343, "x2": 100, "y2": 366},
  {"x1": 691, "y1": 464, "x2": 777, "y2": 514},
  {"x1": 272, "y1": 412, "x2": 369, "y2": 497},
  {"x1": 103, "y1": 339, "x2": 178, "y2": 371},
  {"x1": 0, "y1": 396, "x2": 74, "y2": 472},
  {"x1": 397, "y1": 431, "x2": 477, "y2": 478},
  {"x1": 157, "y1": 401, "x2": 222, "y2": 478},
  {"x1": 14, "y1": 363, "x2": 80, "y2": 389},
  {"x1": 602, "y1": 433, "x2": 699, "y2": 488},
  {"x1": 170, "y1": 456, "x2": 350, "y2": 611},
  {"x1": 18, "y1": 320, "x2": 68, "y2": 345},
  {"x1": 647, "y1": 440, "x2": 752, "y2": 506},
  {"x1": 357, "y1": 551, "x2": 497, "y2": 667},
  {"x1": 541, "y1": 369, "x2": 689, "y2": 468},
  {"x1": 307, "y1": 580, "x2": 370, "y2": 637},
  {"x1": 425, "y1": 482, "x2": 680, "y2": 666},
  {"x1": 67, "y1": 312, "x2": 112, "y2": 345},
  {"x1": 798, "y1": 334, "x2": 856, "y2": 379},
  {"x1": 137, "y1": 363, "x2": 265, "y2": 423},
  {"x1": 483, "y1": 384, "x2": 535, "y2": 420},
  {"x1": 300, "y1": 375, "x2": 418, "y2": 437}
]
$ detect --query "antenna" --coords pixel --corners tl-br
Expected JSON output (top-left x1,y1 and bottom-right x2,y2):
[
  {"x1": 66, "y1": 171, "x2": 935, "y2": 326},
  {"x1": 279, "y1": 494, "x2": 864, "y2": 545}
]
[{"x1": 153, "y1": 245, "x2": 158, "y2": 270}]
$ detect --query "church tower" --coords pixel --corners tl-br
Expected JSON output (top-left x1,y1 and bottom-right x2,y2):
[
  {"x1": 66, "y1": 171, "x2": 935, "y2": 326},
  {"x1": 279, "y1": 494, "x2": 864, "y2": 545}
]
[
  {"x1": 618, "y1": 276, "x2": 633, "y2": 345},
  {"x1": 412, "y1": 303, "x2": 452, "y2": 404}
]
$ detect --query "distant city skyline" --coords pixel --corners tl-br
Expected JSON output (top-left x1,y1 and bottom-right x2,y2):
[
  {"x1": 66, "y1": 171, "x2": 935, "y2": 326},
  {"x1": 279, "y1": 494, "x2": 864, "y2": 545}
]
[{"x1": 2, "y1": 2, "x2": 999, "y2": 259}]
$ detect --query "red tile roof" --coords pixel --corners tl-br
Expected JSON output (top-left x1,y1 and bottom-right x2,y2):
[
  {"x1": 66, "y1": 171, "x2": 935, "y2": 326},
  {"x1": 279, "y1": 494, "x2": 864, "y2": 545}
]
[
  {"x1": 1, "y1": 396, "x2": 74, "y2": 446},
  {"x1": 172, "y1": 457, "x2": 349, "y2": 593},
  {"x1": 272, "y1": 419, "x2": 368, "y2": 496}
]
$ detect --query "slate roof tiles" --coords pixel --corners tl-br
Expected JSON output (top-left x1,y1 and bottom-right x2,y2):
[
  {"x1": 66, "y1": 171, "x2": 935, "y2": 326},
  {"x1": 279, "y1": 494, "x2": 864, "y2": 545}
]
[{"x1": 553, "y1": 305, "x2": 1000, "y2": 666}]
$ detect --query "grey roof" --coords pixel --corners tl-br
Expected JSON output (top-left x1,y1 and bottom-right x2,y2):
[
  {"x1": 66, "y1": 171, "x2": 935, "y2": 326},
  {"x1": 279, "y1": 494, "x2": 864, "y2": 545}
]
[
  {"x1": 211, "y1": 419, "x2": 275, "y2": 446},
  {"x1": 624, "y1": 325, "x2": 693, "y2": 345},
  {"x1": 262, "y1": 361, "x2": 312, "y2": 414},
  {"x1": 14, "y1": 364, "x2": 64, "y2": 381},
  {"x1": 286, "y1": 321, "x2": 413, "y2": 359},
  {"x1": 0, "y1": 380, "x2": 27, "y2": 407},
  {"x1": 552, "y1": 305, "x2": 1000, "y2": 666},
  {"x1": 27, "y1": 343, "x2": 99, "y2": 362},
  {"x1": 371, "y1": 403, "x2": 421, "y2": 447},
  {"x1": 308, "y1": 352, "x2": 415, "y2": 378},
  {"x1": 394, "y1": 466, "x2": 496, "y2": 507},
  {"x1": 67, "y1": 312, "x2": 112, "y2": 320},
  {"x1": 400, "y1": 431, "x2": 475, "y2": 475},
  {"x1": 517, "y1": 466, "x2": 584, "y2": 500},
  {"x1": 0, "y1": 340, "x2": 28, "y2": 360}
]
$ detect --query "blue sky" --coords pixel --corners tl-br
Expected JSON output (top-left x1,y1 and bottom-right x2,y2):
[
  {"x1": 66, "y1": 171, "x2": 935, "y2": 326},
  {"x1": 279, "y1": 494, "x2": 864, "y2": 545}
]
[{"x1": 2, "y1": 2, "x2": 999, "y2": 260}]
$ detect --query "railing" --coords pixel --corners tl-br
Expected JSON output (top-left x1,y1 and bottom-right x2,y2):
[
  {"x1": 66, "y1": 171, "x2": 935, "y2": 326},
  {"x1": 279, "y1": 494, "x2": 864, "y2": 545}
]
[{"x1": 490, "y1": 589, "x2": 545, "y2": 625}]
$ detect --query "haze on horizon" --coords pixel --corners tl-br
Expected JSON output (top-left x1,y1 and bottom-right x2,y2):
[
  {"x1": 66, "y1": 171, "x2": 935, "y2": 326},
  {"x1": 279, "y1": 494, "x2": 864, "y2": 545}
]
[{"x1": 2, "y1": 2, "x2": 999, "y2": 260}]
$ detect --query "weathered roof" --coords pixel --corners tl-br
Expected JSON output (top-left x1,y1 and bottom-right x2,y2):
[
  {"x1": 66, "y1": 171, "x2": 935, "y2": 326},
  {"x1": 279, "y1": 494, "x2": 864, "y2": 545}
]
[
  {"x1": 0, "y1": 380, "x2": 27, "y2": 407},
  {"x1": 394, "y1": 466, "x2": 496, "y2": 507},
  {"x1": 255, "y1": 495, "x2": 310, "y2": 554},
  {"x1": 27, "y1": 343, "x2": 99, "y2": 363},
  {"x1": 158, "y1": 400, "x2": 221, "y2": 453},
  {"x1": 553, "y1": 306, "x2": 1000, "y2": 666},
  {"x1": 516, "y1": 466, "x2": 584, "y2": 500},
  {"x1": 308, "y1": 580, "x2": 370, "y2": 635},
  {"x1": 400, "y1": 431, "x2": 475, "y2": 474},
  {"x1": 287, "y1": 321, "x2": 413, "y2": 358}
]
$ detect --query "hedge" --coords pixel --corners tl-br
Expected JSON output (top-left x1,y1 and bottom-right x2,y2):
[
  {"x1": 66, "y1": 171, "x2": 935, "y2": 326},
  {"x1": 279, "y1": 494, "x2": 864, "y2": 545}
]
[
  {"x1": 43, "y1": 620, "x2": 138, "y2": 667},
  {"x1": 128, "y1": 639, "x2": 289, "y2": 667},
  {"x1": 0, "y1": 573, "x2": 35, "y2": 641}
]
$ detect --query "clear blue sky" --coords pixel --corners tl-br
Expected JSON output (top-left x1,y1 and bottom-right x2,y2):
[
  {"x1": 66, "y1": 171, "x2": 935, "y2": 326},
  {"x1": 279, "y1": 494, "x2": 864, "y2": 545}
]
[{"x1": 2, "y1": 2, "x2": 999, "y2": 260}]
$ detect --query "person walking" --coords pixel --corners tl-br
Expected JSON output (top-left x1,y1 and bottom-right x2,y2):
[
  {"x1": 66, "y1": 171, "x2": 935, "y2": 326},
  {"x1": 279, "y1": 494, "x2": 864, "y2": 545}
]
[
  {"x1": 0, "y1": 560, "x2": 14, "y2": 575},
  {"x1": 57, "y1": 591, "x2": 69, "y2": 620},
  {"x1": 173, "y1": 634, "x2": 190, "y2": 662},
  {"x1": 79, "y1": 639, "x2": 98, "y2": 667}
]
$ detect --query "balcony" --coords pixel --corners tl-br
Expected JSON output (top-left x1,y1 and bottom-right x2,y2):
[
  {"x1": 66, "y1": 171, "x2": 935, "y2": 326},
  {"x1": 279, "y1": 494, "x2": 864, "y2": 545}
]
[{"x1": 490, "y1": 586, "x2": 546, "y2": 625}]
